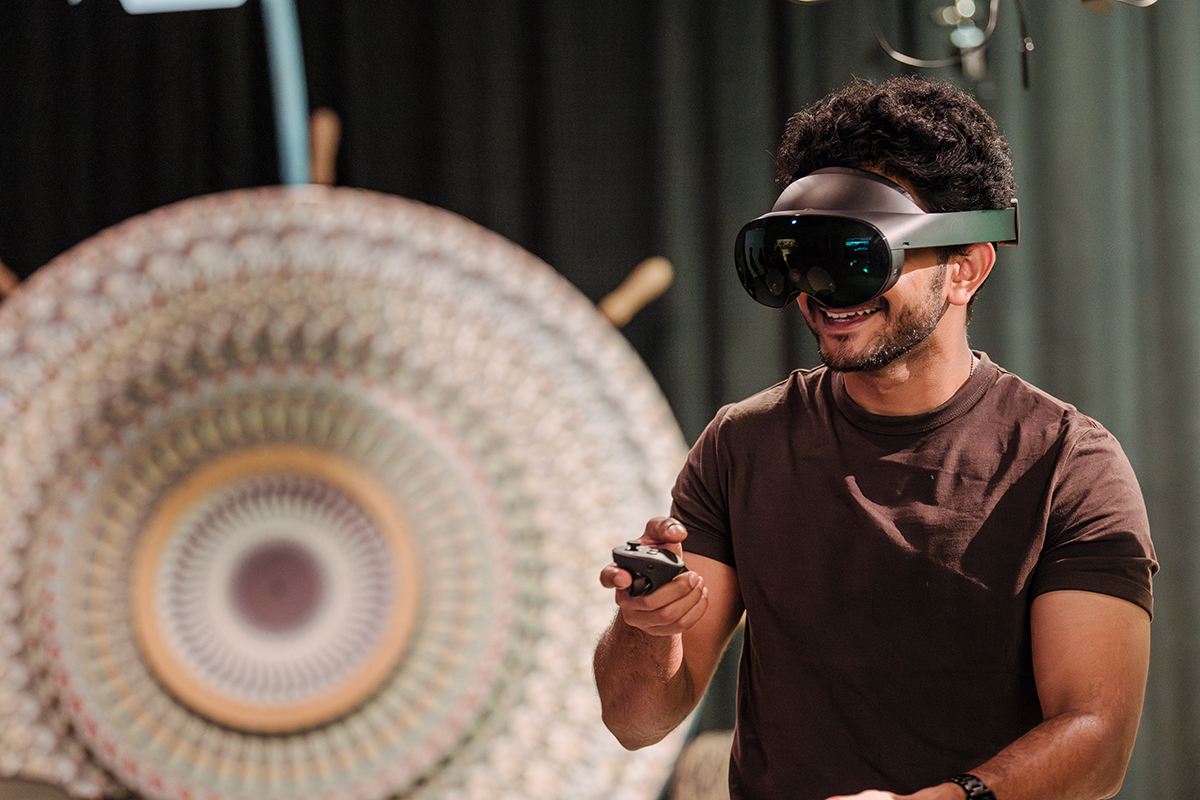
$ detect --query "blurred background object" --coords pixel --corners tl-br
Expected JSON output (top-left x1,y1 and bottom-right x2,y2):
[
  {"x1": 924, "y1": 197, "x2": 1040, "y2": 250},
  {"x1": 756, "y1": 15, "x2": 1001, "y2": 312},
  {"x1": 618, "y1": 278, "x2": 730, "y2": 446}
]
[{"x1": 0, "y1": 185, "x2": 690, "y2": 800}]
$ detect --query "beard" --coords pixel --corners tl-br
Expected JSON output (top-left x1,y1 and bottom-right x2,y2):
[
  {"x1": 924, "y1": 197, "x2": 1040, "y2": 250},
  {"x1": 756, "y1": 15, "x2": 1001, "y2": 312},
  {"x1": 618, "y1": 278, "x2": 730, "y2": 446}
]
[{"x1": 808, "y1": 263, "x2": 950, "y2": 373}]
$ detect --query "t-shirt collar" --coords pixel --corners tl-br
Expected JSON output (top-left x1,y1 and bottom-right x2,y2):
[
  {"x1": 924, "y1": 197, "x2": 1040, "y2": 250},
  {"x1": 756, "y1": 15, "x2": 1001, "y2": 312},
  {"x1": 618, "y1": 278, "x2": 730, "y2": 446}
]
[{"x1": 831, "y1": 351, "x2": 998, "y2": 436}]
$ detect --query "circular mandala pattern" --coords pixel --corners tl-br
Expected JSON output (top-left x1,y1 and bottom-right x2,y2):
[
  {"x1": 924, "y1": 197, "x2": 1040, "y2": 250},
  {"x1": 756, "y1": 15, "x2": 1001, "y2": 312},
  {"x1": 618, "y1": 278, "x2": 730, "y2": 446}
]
[
  {"x1": 132, "y1": 444, "x2": 424, "y2": 733},
  {"x1": 0, "y1": 187, "x2": 689, "y2": 800}
]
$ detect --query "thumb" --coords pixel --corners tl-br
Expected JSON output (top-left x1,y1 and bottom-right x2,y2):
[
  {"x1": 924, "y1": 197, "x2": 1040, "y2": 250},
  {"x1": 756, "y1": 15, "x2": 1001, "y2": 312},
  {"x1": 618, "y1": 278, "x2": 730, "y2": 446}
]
[{"x1": 641, "y1": 516, "x2": 688, "y2": 549}]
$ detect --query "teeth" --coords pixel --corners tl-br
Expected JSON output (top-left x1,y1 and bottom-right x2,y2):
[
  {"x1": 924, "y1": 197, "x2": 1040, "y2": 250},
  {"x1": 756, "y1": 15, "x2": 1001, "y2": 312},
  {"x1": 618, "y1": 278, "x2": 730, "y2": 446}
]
[{"x1": 824, "y1": 308, "x2": 877, "y2": 320}]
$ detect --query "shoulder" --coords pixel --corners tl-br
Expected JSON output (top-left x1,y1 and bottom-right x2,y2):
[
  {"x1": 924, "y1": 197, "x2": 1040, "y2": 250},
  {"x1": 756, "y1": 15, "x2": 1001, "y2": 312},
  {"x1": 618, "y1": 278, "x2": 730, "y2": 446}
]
[
  {"x1": 985, "y1": 363, "x2": 1116, "y2": 445},
  {"x1": 986, "y1": 365, "x2": 1150, "y2": 533},
  {"x1": 988, "y1": 364, "x2": 1081, "y2": 420},
  {"x1": 958, "y1": 359, "x2": 1139, "y2": 499},
  {"x1": 710, "y1": 366, "x2": 831, "y2": 431}
]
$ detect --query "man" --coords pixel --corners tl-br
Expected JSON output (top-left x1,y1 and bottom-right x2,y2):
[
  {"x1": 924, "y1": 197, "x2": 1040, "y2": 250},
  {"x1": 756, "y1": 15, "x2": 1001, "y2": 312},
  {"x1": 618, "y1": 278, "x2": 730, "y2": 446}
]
[{"x1": 593, "y1": 76, "x2": 1157, "y2": 800}]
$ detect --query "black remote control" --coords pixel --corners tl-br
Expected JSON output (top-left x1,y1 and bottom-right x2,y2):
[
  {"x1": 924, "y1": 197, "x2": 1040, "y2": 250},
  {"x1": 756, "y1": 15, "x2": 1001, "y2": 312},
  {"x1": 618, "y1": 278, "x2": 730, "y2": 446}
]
[{"x1": 612, "y1": 541, "x2": 687, "y2": 597}]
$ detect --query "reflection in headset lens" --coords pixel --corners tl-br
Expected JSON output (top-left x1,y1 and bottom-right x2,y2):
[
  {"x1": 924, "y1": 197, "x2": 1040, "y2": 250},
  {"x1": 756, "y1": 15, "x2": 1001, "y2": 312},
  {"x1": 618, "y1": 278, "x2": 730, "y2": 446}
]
[{"x1": 736, "y1": 216, "x2": 893, "y2": 309}]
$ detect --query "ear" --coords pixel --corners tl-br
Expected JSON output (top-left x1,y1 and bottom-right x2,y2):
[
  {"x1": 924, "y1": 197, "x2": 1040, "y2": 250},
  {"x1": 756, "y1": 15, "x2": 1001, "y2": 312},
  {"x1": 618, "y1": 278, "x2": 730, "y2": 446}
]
[{"x1": 945, "y1": 242, "x2": 995, "y2": 308}]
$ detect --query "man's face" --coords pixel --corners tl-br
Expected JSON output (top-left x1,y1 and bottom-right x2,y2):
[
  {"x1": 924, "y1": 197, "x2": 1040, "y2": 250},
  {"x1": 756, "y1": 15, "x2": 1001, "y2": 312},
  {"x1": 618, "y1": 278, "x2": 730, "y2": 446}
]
[{"x1": 797, "y1": 247, "x2": 950, "y2": 373}]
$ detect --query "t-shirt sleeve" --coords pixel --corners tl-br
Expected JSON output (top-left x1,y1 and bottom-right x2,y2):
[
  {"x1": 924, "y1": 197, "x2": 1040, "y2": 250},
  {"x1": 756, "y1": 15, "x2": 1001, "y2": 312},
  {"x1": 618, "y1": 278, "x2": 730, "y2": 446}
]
[
  {"x1": 1032, "y1": 421, "x2": 1158, "y2": 618},
  {"x1": 670, "y1": 407, "x2": 737, "y2": 568}
]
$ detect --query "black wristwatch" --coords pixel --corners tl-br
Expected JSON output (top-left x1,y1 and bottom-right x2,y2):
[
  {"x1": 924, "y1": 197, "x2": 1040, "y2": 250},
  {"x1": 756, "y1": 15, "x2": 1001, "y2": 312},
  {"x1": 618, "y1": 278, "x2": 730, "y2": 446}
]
[{"x1": 947, "y1": 774, "x2": 997, "y2": 800}]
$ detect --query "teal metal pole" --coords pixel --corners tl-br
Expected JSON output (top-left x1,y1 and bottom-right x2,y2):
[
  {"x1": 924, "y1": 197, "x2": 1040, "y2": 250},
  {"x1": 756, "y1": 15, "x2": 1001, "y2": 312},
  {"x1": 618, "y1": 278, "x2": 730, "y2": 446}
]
[{"x1": 260, "y1": 0, "x2": 310, "y2": 184}]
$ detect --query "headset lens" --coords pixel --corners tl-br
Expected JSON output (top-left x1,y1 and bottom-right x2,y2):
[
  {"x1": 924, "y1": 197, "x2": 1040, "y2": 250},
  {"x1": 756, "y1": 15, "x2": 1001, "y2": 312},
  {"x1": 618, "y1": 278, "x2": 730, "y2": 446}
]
[{"x1": 735, "y1": 216, "x2": 893, "y2": 309}]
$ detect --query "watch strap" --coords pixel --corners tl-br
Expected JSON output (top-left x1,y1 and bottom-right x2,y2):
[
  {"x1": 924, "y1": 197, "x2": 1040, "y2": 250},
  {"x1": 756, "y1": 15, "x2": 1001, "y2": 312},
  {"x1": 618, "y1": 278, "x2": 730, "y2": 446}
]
[{"x1": 947, "y1": 773, "x2": 997, "y2": 800}]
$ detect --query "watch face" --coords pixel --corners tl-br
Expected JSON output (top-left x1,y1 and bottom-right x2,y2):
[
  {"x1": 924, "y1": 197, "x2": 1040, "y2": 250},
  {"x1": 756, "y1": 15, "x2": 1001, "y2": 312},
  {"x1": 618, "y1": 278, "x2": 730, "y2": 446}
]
[{"x1": 0, "y1": 187, "x2": 690, "y2": 800}]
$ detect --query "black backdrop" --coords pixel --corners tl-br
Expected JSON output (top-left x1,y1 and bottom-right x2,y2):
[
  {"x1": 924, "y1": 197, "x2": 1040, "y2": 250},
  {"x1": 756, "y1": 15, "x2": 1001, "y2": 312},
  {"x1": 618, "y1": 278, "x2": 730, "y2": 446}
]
[{"x1": 0, "y1": 0, "x2": 671, "y2": 389}]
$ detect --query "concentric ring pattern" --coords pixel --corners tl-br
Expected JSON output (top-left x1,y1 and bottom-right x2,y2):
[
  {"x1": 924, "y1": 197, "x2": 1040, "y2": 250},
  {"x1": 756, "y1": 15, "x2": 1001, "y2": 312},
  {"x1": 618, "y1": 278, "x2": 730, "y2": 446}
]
[{"x1": 0, "y1": 187, "x2": 689, "y2": 800}]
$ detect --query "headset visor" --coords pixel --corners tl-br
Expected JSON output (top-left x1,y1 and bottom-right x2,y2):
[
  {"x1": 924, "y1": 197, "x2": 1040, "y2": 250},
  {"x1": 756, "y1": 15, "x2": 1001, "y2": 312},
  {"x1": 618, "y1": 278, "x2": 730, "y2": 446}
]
[
  {"x1": 734, "y1": 206, "x2": 1017, "y2": 309},
  {"x1": 734, "y1": 168, "x2": 1019, "y2": 310},
  {"x1": 736, "y1": 215, "x2": 894, "y2": 309}
]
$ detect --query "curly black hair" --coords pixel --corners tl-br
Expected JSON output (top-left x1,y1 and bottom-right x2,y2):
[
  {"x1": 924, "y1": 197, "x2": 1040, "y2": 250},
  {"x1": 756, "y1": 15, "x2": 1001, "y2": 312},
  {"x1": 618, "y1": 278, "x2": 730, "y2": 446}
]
[{"x1": 775, "y1": 76, "x2": 1015, "y2": 213}]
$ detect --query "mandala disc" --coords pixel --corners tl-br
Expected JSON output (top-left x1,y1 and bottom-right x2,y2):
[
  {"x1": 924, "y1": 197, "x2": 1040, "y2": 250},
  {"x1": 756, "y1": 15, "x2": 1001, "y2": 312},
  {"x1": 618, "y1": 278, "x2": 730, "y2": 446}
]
[{"x1": 0, "y1": 187, "x2": 689, "y2": 800}]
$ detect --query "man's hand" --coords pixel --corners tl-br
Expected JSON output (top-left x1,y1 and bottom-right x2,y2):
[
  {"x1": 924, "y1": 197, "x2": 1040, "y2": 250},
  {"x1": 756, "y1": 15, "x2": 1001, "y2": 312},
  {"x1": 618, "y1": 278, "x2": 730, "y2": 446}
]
[
  {"x1": 594, "y1": 517, "x2": 740, "y2": 749},
  {"x1": 599, "y1": 516, "x2": 708, "y2": 637},
  {"x1": 825, "y1": 783, "x2": 963, "y2": 800}
]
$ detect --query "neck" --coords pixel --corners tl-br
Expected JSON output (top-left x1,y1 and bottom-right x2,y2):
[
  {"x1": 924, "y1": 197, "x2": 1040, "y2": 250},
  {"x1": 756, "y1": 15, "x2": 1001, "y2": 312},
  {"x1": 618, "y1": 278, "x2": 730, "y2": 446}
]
[{"x1": 841, "y1": 339, "x2": 976, "y2": 416}]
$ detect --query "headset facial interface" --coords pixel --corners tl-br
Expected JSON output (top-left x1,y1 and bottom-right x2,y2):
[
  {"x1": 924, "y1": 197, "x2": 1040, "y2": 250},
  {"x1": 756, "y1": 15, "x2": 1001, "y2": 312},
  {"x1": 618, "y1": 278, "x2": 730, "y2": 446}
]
[{"x1": 734, "y1": 167, "x2": 1019, "y2": 309}]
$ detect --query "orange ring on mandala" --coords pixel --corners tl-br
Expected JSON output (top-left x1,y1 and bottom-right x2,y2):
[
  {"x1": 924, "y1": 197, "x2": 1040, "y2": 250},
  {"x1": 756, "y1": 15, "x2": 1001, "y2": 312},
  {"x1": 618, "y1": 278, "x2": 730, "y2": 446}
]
[{"x1": 130, "y1": 443, "x2": 422, "y2": 733}]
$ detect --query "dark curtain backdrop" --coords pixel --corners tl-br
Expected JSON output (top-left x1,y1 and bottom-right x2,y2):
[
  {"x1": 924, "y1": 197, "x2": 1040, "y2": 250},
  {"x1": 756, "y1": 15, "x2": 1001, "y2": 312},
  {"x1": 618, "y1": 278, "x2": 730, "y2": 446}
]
[{"x1": 1, "y1": 1, "x2": 1197, "y2": 797}]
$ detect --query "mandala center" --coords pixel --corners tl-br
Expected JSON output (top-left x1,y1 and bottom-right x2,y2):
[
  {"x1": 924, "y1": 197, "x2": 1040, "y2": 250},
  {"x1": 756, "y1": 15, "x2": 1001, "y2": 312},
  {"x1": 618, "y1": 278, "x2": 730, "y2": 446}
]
[{"x1": 231, "y1": 539, "x2": 324, "y2": 633}]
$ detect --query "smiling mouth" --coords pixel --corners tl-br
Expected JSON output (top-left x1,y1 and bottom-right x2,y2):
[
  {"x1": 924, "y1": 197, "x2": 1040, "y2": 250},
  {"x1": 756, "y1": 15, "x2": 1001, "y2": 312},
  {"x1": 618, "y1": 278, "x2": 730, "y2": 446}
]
[{"x1": 820, "y1": 306, "x2": 880, "y2": 322}]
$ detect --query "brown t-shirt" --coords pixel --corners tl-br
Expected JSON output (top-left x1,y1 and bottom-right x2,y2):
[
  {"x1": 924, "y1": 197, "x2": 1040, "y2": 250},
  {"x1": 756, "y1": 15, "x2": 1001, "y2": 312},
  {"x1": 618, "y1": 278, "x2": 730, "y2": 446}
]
[{"x1": 672, "y1": 353, "x2": 1157, "y2": 800}]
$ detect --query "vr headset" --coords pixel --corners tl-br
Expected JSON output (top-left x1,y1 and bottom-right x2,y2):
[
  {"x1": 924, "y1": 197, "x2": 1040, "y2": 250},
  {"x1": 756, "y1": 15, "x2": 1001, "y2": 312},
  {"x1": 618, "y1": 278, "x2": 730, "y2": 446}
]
[{"x1": 734, "y1": 167, "x2": 1019, "y2": 309}]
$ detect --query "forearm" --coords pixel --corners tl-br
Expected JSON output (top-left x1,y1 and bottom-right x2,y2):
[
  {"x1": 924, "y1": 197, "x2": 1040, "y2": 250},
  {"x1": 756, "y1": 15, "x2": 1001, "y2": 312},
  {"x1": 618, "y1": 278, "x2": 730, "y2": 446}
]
[
  {"x1": 963, "y1": 591, "x2": 1153, "y2": 800},
  {"x1": 593, "y1": 611, "x2": 699, "y2": 749},
  {"x1": 828, "y1": 714, "x2": 1133, "y2": 800},
  {"x1": 970, "y1": 709, "x2": 1137, "y2": 800}
]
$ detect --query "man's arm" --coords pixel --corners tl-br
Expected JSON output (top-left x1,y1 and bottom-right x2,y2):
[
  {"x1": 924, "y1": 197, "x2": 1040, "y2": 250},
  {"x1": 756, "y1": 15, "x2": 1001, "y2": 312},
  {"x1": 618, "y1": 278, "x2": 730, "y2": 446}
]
[
  {"x1": 829, "y1": 589, "x2": 1152, "y2": 800},
  {"x1": 593, "y1": 517, "x2": 745, "y2": 750},
  {"x1": 0, "y1": 259, "x2": 17, "y2": 301},
  {"x1": 969, "y1": 589, "x2": 1151, "y2": 799}
]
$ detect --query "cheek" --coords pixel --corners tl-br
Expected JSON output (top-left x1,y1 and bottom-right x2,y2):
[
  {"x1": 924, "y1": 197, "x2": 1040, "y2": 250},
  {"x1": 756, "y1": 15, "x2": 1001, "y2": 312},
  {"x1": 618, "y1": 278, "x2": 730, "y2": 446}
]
[
  {"x1": 888, "y1": 263, "x2": 948, "y2": 304},
  {"x1": 796, "y1": 295, "x2": 817, "y2": 322}
]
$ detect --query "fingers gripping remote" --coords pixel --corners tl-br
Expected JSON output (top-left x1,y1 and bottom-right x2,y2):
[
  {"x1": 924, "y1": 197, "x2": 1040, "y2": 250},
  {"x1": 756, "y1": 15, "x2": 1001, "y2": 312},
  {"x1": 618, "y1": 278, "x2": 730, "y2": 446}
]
[{"x1": 612, "y1": 541, "x2": 686, "y2": 597}]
